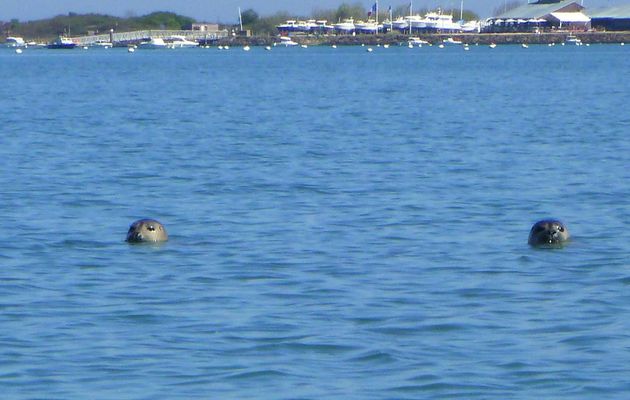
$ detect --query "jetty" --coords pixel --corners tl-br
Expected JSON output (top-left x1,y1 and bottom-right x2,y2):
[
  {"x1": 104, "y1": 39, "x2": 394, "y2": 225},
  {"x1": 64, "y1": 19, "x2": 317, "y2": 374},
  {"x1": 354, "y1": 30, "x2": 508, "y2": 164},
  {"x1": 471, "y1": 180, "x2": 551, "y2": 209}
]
[{"x1": 71, "y1": 29, "x2": 228, "y2": 46}]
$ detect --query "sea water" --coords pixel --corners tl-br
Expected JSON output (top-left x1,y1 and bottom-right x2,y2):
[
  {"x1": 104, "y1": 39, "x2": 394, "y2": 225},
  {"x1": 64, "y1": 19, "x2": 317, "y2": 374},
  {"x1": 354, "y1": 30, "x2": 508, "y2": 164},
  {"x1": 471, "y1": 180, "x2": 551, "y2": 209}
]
[{"x1": 1, "y1": 44, "x2": 629, "y2": 399}]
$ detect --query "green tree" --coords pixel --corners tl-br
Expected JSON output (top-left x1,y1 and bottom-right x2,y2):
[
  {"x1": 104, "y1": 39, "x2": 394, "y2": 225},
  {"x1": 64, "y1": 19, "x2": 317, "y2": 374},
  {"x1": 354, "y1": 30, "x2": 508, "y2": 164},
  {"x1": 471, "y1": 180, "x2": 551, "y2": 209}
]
[
  {"x1": 240, "y1": 9, "x2": 259, "y2": 26},
  {"x1": 10, "y1": 18, "x2": 20, "y2": 31},
  {"x1": 334, "y1": 2, "x2": 366, "y2": 21},
  {"x1": 251, "y1": 11, "x2": 293, "y2": 36}
]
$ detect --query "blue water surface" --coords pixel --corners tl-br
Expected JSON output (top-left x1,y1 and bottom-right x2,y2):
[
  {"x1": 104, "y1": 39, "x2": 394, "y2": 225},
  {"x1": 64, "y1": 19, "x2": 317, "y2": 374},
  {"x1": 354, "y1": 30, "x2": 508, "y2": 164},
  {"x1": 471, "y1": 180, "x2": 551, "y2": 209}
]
[{"x1": 1, "y1": 43, "x2": 629, "y2": 399}]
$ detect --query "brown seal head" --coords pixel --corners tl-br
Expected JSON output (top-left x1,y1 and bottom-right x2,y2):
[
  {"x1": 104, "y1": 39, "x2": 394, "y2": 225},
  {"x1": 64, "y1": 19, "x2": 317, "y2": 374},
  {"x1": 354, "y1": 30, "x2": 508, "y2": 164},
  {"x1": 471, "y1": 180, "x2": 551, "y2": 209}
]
[
  {"x1": 126, "y1": 219, "x2": 168, "y2": 243},
  {"x1": 528, "y1": 219, "x2": 570, "y2": 247}
]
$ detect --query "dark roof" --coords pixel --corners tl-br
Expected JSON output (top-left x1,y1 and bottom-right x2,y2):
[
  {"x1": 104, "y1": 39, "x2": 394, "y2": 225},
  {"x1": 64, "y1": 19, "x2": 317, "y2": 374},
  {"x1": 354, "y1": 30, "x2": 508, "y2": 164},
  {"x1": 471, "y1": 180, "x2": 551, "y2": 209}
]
[
  {"x1": 587, "y1": 5, "x2": 630, "y2": 18},
  {"x1": 495, "y1": 0, "x2": 584, "y2": 19}
]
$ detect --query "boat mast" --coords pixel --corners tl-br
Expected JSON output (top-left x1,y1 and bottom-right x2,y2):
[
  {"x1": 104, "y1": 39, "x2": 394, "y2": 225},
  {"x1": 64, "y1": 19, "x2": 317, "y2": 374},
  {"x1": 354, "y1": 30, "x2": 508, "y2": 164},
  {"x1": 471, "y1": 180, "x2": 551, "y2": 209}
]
[
  {"x1": 409, "y1": 0, "x2": 413, "y2": 35},
  {"x1": 460, "y1": 0, "x2": 464, "y2": 20},
  {"x1": 238, "y1": 7, "x2": 243, "y2": 31}
]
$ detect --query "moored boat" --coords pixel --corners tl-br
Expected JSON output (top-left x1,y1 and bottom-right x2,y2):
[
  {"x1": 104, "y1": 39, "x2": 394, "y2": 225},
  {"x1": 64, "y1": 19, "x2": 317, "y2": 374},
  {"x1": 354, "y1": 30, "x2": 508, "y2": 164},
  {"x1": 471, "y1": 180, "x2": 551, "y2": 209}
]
[
  {"x1": 47, "y1": 36, "x2": 76, "y2": 49},
  {"x1": 276, "y1": 36, "x2": 298, "y2": 47},
  {"x1": 334, "y1": 18, "x2": 356, "y2": 34},
  {"x1": 5, "y1": 36, "x2": 26, "y2": 47},
  {"x1": 166, "y1": 35, "x2": 199, "y2": 48},
  {"x1": 565, "y1": 34, "x2": 583, "y2": 46},
  {"x1": 139, "y1": 37, "x2": 168, "y2": 49}
]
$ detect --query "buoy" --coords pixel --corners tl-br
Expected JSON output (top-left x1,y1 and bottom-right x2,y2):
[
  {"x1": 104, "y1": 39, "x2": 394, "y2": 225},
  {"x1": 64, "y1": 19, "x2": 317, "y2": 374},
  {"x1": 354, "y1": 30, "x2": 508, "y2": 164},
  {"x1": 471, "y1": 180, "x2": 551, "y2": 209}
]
[
  {"x1": 265, "y1": 46, "x2": 271, "y2": 51},
  {"x1": 367, "y1": 47, "x2": 373, "y2": 52},
  {"x1": 301, "y1": 44, "x2": 307, "y2": 48},
  {"x1": 243, "y1": 45, "x2": 250, "y2": 51},
  {"x1": 128, "y1": 47, "x2": 135, "y2": 53},
  {"x1": 332, "y1": 44, "x2": 337, "y2": 49},
  {"x1": 15, "y1": 48, "x2": 23, "y2": 54},
  {"x1": 438, "y1": 44, "x2": 445, "y2": 49},
  {"x1": 383, "y1": 44, "x2": 389, "y2": 49}
]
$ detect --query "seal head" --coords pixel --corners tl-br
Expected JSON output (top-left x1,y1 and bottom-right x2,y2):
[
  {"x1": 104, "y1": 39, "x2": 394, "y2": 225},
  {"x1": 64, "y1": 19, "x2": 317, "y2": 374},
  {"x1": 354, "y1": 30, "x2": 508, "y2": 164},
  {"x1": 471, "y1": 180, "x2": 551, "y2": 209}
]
[
  {"x1": 126, "y1": 219, "x2": 168, "y2": 243},
  {"x1": 528, "y1": 219, "x2": 569, "y2": 247}
]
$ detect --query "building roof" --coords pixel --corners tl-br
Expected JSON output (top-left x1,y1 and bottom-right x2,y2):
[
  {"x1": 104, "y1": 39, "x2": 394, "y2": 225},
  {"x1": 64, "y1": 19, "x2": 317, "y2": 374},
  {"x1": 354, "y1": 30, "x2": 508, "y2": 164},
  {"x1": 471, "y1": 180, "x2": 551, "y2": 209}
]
[
  {"x1": 495, "y1": 0, "x2": 583, "y2": 19},
  {"x1": 587, "y1": 5, "x2": 630, "y2": 18},
  {"x1": 550, "y1": 12, "x2": 591, "y2": 22}
]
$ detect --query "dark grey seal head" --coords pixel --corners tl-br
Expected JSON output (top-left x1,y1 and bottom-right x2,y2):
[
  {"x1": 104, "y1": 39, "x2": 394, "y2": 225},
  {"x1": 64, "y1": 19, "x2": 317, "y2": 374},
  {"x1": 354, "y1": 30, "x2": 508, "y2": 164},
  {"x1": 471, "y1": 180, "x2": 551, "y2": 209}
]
[
  {"x1": 126, "y1": 219, "x2": 168, "y2": 243},
  {"x1": 528, "y1": 219, "x2": 570, "y2": 247}
]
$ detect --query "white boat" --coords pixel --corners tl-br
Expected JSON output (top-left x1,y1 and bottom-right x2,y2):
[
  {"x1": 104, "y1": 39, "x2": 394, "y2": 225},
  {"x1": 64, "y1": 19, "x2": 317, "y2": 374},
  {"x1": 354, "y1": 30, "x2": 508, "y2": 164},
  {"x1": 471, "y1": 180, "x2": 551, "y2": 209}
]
[
  {"x1": 391, "y1": 15, "x2": 425, "y2": 32},
  {"x1": 354, "y1": 20, "x2": 380, "y2": 34},
  {"x1": 565, "y1": 34, "x2": 583, "y2": 46},
  {"x1": 277, "y1": 36, "x2": 298, "y2": 47},
  {"x1": 277, "y1": 20, "x2": 299, "y2": 32},
  {"x1": 408, "y1": 37, "x2": 429, "y2": 46},
  {"x1": 139, "y1": 37, "x2": 168, "y2": 49},
  {"x1": 423, "y1": 11, "x2": 462, "y2": 32},
  {"x1": 5, "y1": 36, "x2": 26, "y2": 47},
  {"x1": 276, "y1": 19, "x2": 333, "y2": 34},
  {"x1": 91, "y1": 40, "x2": 113, "y2": 48},
  {"x1": 165, "y1": 35, "x2": 198, "y2": 48},
  {"x1": 334, "y1": 18, "x2": 356, "y2": 33},
  {"x1": 461, "y1": 20, "x2": 480, "y2": 32},
  {"x1": 442, "y1": 37, "x2": 463, "y2": 45},
  {"x1": 392, "y1": 11, "x2": 462, "y2": 33}
]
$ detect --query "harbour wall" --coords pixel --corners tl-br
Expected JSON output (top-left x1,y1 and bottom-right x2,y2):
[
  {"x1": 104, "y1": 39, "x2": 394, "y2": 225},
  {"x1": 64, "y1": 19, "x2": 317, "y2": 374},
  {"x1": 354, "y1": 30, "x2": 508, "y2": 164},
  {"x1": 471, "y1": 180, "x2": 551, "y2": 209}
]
[{"x1": 212, "y1": 31, "x2": 630, "y2": 46}]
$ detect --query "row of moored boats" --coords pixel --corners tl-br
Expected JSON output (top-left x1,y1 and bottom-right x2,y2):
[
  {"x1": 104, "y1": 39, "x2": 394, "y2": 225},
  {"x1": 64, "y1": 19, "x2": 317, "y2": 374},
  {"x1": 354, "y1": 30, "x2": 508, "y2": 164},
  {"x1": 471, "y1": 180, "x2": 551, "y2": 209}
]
[
  {"x1": 3, "y1": 35, "x2": 202, "y2": 49},
  {"x1": 277, "y1": 12, "x2": 480, "y2": 34}
]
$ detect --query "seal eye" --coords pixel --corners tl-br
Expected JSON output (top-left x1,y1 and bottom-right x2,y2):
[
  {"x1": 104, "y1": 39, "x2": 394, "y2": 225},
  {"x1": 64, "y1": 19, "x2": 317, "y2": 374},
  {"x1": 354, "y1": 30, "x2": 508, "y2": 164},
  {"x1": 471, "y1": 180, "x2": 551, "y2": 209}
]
[
  {"x1": 147, "y1": 225, "x2": 155, "y2": 231},
  {"x1": 558, "y1": 226, "x2": 564, "y2": 232}
]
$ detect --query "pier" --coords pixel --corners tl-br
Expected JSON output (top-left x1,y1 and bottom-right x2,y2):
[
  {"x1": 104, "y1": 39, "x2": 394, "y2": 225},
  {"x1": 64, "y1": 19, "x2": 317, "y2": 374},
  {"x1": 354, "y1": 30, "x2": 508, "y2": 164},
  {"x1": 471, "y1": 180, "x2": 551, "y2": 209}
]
[{"x1": 72, "y1": 29, "x2": 229, "y2": 45}]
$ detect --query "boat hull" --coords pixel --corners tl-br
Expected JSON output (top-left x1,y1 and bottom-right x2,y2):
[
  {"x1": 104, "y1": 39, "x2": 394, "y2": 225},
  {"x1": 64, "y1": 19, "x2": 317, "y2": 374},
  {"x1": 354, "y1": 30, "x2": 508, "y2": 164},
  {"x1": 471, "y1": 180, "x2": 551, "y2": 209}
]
[{"x1": 47, "y1": 43, "x2": 76, "y2": 49}]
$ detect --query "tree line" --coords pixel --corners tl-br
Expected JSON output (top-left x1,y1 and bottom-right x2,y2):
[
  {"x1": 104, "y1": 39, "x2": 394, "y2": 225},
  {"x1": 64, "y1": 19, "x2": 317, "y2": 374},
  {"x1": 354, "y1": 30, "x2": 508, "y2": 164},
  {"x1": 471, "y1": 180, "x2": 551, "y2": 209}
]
[{"x1": 2, "y1": 12, "x2": 195, "y2": 40}]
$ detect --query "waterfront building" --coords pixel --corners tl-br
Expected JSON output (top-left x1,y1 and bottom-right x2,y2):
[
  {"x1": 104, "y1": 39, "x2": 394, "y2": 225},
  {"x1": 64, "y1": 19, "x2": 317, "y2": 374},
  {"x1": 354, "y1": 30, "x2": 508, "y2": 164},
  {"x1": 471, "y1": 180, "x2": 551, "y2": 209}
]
[
  {"x1": 191, "y1": 23, "x2": 220, "y2": 32},
  {"x1": 485, "y1": 0, "x2": 590, "y2": 32},
  {"x1": 588, "y1": 5, "x2": 630, "y2": 31}
]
